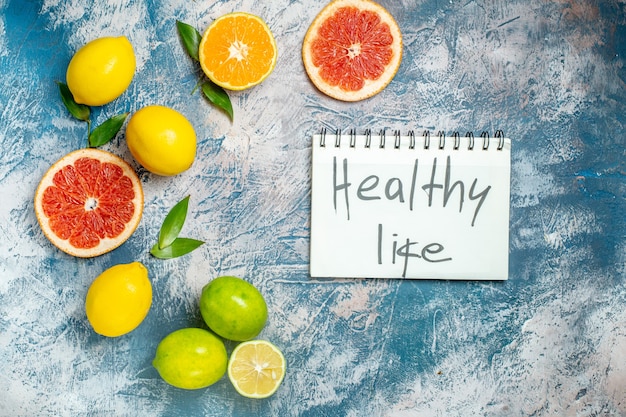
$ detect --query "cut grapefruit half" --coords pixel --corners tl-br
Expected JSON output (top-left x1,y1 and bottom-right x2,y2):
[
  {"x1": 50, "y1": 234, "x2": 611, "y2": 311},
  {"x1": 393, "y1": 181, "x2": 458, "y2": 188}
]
[
  {"x1": 302, "y1": 0, "x2": 403, "y2": 101},
  {"x1": 34, "y1": 148, "x2": 143, "y2": 258}
]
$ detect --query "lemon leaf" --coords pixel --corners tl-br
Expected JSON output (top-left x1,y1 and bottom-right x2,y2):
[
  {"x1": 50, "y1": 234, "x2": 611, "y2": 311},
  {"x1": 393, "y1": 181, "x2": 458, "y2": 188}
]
[
  {"x1": 176, "y1": 21, "x2": 233, "y2": 121},
  {"x1": 57, "y1": 81, "x2": 90, "y2": 122},
  {"x1": 150, "y1": 238, "x2": 205, "y2": 259},
  {"x1": 88, "y1": 113, "x2": 128, "y2": 147},
  {"x1": 176, "y1": 20, "x2": 201, "y2": 62},
  {"x1": 201, "y1": 81, "x2": 233, "y2": 121},
  {"x1": 158, "y1": 195, "x2": 190, "y2": 249},
  {"x1": 153, "y1": 196, "x2": 205, "y2": 259}
]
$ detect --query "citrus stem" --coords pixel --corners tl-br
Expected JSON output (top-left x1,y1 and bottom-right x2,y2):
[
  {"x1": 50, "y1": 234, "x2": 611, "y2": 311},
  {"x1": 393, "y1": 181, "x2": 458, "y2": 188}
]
[
  {"x1": 86, "y1": 119, "x2": 92, "y2": 146},
  {"x1": 190, "y1": 78, "x2": 204, "y2": 95}
]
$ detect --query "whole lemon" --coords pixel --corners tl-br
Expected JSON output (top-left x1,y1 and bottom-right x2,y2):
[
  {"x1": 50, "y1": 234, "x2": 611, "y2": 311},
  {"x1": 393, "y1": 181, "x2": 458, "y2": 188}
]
[
  {"x1": 125, "y1": 105, "x2": 197, "y2": 176},
  {"x1": 153, "y1": 328, "x2": 228, "y2": 390},
  {"x1": 85, "y1": 262, "x2": 152, "y2": 337},
  {"x1": 199, "y1": 276, "x2": 268, "y2": 341},
  {"x1": 66, "y1": 36, "x2": 136, "y2": 106}
]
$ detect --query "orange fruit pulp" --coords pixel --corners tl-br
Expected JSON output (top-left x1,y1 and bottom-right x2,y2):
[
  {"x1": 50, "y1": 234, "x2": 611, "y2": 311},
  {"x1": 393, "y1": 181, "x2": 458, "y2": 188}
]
[
  {"x1": 34, "y1": 148, "x2": 143, "y2": 257},
  {"x1": 199, "y1": 12, "x2": 278, "y2": 90},
  {"x1": 302, "y1": 0, "x2": 403, "y2": 101}
]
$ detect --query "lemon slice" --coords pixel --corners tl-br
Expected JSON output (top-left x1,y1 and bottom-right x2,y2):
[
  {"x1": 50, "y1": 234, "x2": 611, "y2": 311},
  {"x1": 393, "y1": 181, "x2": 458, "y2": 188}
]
[{"x1": 227, "y1": 340, "x2": 286, "y2": 398}]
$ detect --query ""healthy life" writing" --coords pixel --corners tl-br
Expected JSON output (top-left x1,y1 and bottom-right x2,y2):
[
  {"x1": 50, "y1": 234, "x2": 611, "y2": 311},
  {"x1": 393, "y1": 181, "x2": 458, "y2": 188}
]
[{"x1": 331, "y1": 155, "x2": 492, "y2": 227}]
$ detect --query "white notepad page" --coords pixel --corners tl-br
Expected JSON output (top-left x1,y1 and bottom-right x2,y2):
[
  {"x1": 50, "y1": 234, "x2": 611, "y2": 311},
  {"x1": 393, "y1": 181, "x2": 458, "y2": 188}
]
[{"x1": 310, "y1": 131, "x2": 511, "y2": 280}]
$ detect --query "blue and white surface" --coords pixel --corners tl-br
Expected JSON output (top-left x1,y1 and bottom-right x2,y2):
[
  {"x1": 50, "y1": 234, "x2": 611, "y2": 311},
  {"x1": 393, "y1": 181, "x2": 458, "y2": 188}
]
[{"x1": 1, "y1": 1, "x2": 625, "y2": 416}]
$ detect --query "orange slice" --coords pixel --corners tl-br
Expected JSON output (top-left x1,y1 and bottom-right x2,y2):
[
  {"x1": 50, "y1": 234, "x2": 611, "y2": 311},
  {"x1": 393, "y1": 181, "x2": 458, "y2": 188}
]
[
  {"x1": 302, "y1": 0, "x2": 403, "y2": 101},
  {"x1": 199, "y1": 12, "x2": 278, "y2": 90},
  {"x1": 227, "y1": 340, "x2": 286, "y2": 399},
  {"x1": 34, "y1": 148, "x2": 143, "y2": 258}
]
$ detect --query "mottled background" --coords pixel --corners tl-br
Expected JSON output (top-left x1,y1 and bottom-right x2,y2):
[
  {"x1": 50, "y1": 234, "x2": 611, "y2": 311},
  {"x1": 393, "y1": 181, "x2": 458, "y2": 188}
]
[{"x1": 1, "y1": 0, "x2": 625, "y2": 416}]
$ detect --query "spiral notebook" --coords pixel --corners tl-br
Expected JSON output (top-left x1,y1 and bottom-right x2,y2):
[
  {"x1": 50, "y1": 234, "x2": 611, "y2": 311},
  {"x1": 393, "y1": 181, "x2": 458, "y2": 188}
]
[{"x1": 310, "y1": 129, "x2": 511, "y2": 280}]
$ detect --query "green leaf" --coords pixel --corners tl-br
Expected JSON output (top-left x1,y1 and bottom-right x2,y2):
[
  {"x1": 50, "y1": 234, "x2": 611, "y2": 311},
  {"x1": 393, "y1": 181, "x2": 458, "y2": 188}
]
[
  {"x1": 176, "y1": 20, "x2": 202, "y2": 62},
  {"x1": 150, "y1": 238, "x2": 205, "y2": 259},
  {"x1": 176, "y1": 21, "x2": 233, "y2": 121},
  {"x1": 88, "y1": 113, "x2": 128, "y2": 147},
  {"x1": 202, "y1": 81, "x2": 234, "y2": 121},
  {"x1": 158, "y1": 195, "x2": 191, "y2": 250},
  {"x1": 57, "y1": 81, "x2": 90, "y2": 121}
]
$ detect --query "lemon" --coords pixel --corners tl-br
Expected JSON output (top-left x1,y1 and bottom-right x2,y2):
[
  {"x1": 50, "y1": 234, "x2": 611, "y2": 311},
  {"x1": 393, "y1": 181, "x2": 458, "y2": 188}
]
[
  {"x1": 125, "y1": 105, "x2": 197, "y2": 176},
  {"x1": 85, "y1": 262, "x2": 152, "y2": 337},
  {"x1": 66, "y1": 36, "x2": 136, "y2": 106},
  {"x1": 228, "y1": 340, "x2": 286, "y2": 399},
  {"x1": 199, "y1": 276, "x2": 268, "y2": 342},
  {"x1": 153, "y1": 328, "x2": 228, "y2": 389}
]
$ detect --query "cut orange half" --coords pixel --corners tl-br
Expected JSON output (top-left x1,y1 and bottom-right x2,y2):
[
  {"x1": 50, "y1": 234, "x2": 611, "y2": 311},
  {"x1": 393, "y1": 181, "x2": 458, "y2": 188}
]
[
  {"x1": 302, "y1": 0, "x2": 403, "y2": 101},
  {"x1": 227, "y1": 340, "x2": 286, "y2": 399},
  {"x1": 34, "y1": 148, "x2": 143, "y2": 258},
  {"x1": 199, "y1": 12, "x2": 278, "y2": 91}
]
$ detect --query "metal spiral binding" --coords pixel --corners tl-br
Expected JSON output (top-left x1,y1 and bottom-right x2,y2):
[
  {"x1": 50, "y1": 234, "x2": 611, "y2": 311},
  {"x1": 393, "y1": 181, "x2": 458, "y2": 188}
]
[
  {"x1": 408, "y1": 130, "x2": 416, "y2": 149},
  {"x1": 466, "y1": 131, "x2": 475, "y2": 150},
  {"x1": 319, "y1": 127, "x2": 505, "y2": 150},
  {"x1": 495, "y1": 130, "x2": 505, "y2": 150},
  {"x1": 320, "y1": 127, "x2": 327, "y2": 147},
  {"x1": 481, "y1": 131, "x2": 490, "y2": 150},
  {"x1": 364, "y1": 129, "x2": 372, "y2": 148}
]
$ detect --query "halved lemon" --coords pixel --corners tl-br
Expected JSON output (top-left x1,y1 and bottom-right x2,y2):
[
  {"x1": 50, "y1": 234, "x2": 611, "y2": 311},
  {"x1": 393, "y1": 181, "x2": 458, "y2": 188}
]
[{"x1": 227, "y1": 340, "x2": 286, "y2": 399}]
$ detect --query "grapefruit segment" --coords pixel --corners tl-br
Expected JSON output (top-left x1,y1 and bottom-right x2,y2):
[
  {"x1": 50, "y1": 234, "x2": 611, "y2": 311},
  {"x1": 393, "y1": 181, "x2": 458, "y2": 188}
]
[
  {"x1": 34, "y1": 148, "x2": 143, "y2": 257},
  {"x1": 302, "y1": 0, "x2": 403, "y2": 101}
]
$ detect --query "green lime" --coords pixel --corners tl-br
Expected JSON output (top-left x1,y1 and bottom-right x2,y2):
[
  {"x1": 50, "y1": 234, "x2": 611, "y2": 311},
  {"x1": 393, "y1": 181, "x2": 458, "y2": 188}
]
[
  {"x1": 152, "y1": 328, "x2": 227, "y2": 389},
  {"x1": 199, "y1": 276, "x2": 268, "y2": 341}
]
